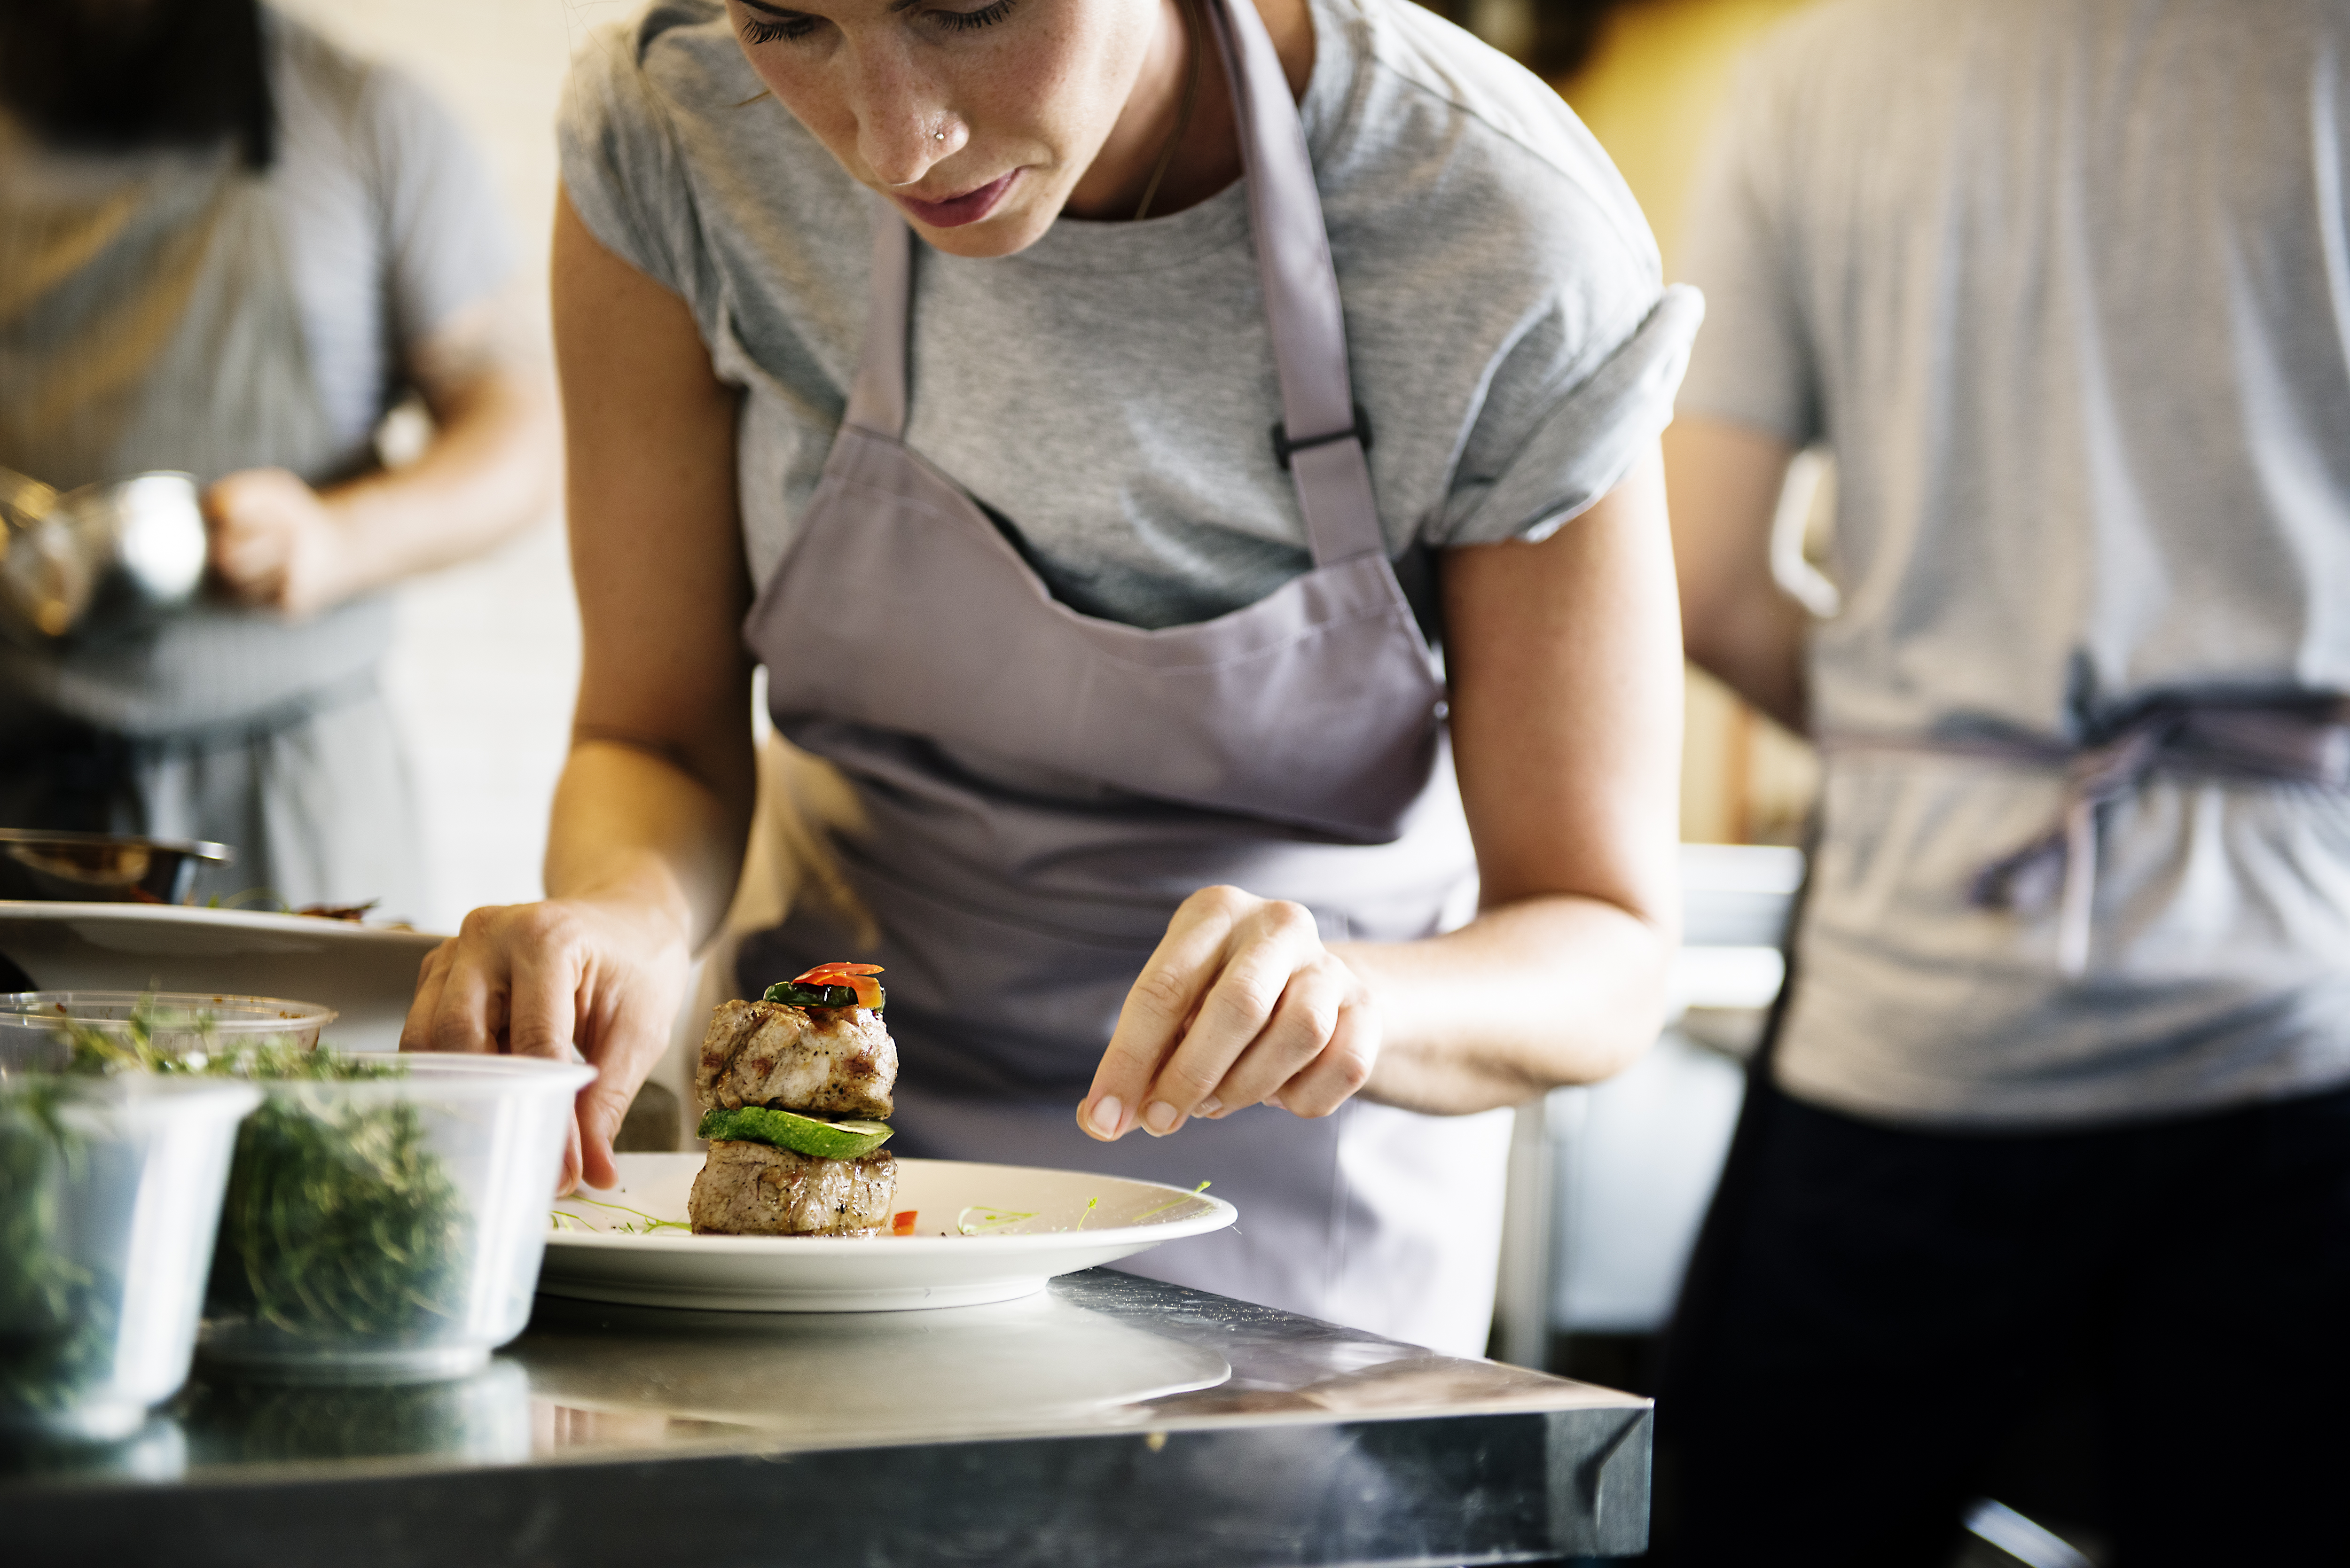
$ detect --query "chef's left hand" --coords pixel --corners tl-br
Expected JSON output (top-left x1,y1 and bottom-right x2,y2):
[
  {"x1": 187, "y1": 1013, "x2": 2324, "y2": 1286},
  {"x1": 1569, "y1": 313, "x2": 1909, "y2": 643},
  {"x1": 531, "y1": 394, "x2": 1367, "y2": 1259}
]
[
  {"x1": 204, "y1": 467, "x2": 358, "y2": 617},
  {"x1": 1079, "y1": 885, "x2": 1379, "y2": 1140}
]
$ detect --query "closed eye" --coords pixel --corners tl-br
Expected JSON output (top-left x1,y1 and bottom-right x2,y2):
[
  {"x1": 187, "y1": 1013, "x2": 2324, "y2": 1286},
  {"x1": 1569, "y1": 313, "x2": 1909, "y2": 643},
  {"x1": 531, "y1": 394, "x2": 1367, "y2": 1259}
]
[
  {"x1": 935, "y1": 0, "x2": 1019, "y2": 31},
  {"x1": 735, "y1": 0, "x2": 1021, "y2": 46},
  {"x1": 738, "y1": 8, "x2": 819, "y2": 44}
]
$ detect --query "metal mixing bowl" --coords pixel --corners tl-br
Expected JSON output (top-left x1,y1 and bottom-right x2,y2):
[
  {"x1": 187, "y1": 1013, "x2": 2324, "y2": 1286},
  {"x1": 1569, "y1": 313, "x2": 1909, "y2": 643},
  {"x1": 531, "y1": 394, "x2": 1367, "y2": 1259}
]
[
  {"x1": 0, "y1": 831, "x2": 234, "y2": 905},
  {"x1": 0, "y1": 468, "x2": 209, "y2": 641}
]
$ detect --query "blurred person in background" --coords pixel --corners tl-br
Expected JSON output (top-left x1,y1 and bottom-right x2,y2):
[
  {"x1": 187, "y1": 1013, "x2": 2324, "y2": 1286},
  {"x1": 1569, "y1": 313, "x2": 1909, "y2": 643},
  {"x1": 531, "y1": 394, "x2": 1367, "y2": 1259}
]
[
  {"x1": 1659, "y1": 2, "x2": 2350, "y2": 1562},
  {"x1": 0, "y1": 0, "x2": 557, "y2": 918}
]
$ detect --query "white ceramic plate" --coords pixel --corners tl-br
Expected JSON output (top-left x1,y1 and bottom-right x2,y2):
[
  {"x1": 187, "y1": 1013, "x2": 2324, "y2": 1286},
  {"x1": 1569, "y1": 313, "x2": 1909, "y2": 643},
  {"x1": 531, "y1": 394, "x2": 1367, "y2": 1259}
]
[
  {"x1": 542, "y1": 1153, "x2": 1238, "y2": 1313},
  {"x1": 0, "y1": 901, "x2": 445, "y2": 1052}
]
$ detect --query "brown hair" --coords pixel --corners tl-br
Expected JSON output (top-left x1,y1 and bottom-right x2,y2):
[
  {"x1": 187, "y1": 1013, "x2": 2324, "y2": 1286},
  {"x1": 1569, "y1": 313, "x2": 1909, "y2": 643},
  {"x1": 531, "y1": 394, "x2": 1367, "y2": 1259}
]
[{"x1": 0, "y1": 0, "x2": 275, "y2": 170}]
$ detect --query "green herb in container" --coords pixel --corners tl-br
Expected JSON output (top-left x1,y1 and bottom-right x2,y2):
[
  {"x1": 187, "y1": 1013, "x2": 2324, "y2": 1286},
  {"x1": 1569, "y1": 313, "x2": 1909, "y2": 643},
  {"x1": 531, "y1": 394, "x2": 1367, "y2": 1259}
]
[
  {"x1": 0, "y1": 1084, "x2": 115, "y2": 1419},
  {"x1": 20, "y1": 991, "x2": 591, "y2": 1386},
  {"x1": 0, "y1": 1010, "x2": 258, "y2": 1441},
  {"x1": 204, "y1": 1051, "x2": 469, "y2": 1346}
]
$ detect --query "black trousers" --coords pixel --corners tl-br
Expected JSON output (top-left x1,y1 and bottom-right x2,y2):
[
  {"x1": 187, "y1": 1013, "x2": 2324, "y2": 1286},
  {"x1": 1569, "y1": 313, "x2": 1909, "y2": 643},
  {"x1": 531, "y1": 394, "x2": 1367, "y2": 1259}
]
[{"x1": 1654, "y1": 1076, "x2": 2350, "y2": 1567}]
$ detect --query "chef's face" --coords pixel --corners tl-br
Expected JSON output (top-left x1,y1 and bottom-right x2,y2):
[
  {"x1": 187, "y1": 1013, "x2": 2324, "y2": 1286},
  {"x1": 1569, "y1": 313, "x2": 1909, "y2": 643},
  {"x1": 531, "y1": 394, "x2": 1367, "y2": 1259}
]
[{"x1": 725, "y1": 0, "x2": 1159, "y2": 258}]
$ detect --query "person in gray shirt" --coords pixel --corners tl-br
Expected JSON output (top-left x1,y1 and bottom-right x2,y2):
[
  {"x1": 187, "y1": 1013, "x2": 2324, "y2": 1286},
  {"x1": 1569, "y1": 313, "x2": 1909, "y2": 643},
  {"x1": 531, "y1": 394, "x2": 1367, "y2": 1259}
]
[
  {"x1": 402, "y1": 0, "x2": 1695, "y2": 1354},
  {"x1": 0, "y1": 0, "x2": 557, "y2": 918},
  {"x1": 1661, "y1": 1, "x2": 2350, "y2": 1560}
]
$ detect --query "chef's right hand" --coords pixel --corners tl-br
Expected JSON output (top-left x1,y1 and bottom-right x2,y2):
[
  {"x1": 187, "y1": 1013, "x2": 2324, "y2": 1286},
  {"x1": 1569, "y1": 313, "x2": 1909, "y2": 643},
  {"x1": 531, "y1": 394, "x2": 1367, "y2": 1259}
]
[{"x1": 400, "y1": 897, "x2": 691, "y2": 1193}]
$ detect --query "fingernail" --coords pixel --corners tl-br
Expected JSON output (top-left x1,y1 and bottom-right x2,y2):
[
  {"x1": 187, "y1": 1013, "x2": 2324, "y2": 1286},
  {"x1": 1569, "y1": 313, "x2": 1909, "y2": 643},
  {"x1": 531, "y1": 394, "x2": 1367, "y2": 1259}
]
[
  {"x1": 1198, "y1": 1094, "x2": 1222, "y2": 1117},
  {"x1": 1143, "y1": 1100, "x2": 1179, "y2": 1135},
  {"x1": 1090, "y1": 1096, "x2": 1122, "y2": 1137}
]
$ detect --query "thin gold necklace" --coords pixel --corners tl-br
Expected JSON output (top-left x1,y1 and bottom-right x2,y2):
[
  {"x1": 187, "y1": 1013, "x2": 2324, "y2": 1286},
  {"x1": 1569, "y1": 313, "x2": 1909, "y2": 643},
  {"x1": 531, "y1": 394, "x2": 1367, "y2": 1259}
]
[{"x1": 1131, "y1": 0, "x2": 1202, "y2": 221}]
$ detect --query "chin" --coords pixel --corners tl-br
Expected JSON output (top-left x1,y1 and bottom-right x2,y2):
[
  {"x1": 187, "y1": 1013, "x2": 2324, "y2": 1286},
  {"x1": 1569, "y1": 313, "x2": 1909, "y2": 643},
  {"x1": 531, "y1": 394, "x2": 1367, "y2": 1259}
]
[{"x1": 913, "y1": 204, "x2": 1057, "y2": 259}]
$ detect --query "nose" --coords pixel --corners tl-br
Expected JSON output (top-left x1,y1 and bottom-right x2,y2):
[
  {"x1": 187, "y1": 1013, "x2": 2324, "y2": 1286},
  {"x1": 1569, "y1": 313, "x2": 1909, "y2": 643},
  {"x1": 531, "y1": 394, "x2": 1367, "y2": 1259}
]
[
  {"x1": 869, "y1": 119, "x2": 965, "y2": 187},
  {"x1": 847, "y1": 44, "x2": 964, "y2": 187}
]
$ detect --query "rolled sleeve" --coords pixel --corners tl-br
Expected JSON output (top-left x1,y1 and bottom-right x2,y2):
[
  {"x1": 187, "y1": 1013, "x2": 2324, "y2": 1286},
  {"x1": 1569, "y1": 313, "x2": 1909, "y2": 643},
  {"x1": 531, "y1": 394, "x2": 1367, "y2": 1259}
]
[
  {"x1": 1434, "y1": 282, "x2": 1704, "y2": 546},
  {"x1": 557, "y1": 24, "x2": 697, "y2": 302}
]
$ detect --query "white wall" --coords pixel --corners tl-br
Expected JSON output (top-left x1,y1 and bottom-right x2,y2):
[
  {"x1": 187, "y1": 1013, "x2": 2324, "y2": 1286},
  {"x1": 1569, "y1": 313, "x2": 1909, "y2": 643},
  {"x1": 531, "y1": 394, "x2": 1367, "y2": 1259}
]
[{"x1": 275, "y1": 0, "x2": 637, "y2": 932}]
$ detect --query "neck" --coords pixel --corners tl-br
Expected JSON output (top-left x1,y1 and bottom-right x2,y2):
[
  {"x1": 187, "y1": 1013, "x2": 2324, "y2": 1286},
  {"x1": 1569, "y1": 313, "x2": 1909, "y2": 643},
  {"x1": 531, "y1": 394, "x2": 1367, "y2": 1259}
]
[{"x1": 1063, "y1": 0, "x2": 1313, "y2": 222}]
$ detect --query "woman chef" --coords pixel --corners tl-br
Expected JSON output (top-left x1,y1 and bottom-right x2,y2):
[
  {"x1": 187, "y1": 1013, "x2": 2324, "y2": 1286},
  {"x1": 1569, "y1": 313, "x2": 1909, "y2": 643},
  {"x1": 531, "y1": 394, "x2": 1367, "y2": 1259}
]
[{"x1": 404, "y1": 0, "x2": 1698, "y2": 1351}]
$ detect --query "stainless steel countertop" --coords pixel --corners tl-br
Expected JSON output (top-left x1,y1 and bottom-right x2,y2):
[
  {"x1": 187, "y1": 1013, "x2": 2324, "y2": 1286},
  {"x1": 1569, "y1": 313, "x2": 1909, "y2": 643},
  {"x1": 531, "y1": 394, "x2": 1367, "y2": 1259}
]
[{"x1": 4, "y1": 1270, "x2": 1653, "y2": 1565}]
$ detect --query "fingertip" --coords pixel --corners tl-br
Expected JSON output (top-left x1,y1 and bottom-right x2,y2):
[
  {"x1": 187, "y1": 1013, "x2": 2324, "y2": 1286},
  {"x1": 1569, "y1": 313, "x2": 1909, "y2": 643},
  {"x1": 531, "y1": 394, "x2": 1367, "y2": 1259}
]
[{"x1": 1080, "y1": 1094, "x2": 1125, "y2": 1141}]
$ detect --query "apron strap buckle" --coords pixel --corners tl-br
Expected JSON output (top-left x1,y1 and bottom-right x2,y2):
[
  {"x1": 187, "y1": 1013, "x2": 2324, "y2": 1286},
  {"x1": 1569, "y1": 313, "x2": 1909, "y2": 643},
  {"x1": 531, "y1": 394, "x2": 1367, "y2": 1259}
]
[{"x1": 1271, "y1": 405, "x2": 1373, "y2": 470}]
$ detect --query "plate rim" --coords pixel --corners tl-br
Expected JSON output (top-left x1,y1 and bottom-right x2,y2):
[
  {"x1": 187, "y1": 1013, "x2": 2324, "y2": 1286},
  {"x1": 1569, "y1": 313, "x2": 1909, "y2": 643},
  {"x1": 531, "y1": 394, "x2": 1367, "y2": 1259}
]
[
  {"x1": 547, "y1": 1153, "x2": 1238, "y2": 1255},
  {"x1": 0, "y1": 899, "x2": 447, "y2": 945}
]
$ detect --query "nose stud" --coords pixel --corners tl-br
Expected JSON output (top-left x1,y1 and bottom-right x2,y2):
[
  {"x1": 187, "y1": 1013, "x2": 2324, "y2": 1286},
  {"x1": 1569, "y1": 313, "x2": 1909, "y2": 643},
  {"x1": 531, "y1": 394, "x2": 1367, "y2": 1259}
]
[{"x1": 933, "y1": 128, "x2": 947, "y2": 141}]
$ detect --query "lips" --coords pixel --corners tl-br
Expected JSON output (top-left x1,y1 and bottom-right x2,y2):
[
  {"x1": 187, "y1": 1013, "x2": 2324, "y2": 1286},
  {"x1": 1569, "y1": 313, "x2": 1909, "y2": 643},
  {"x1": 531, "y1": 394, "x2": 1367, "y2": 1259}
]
[{"x1": 894, "y1": 169, "x2": 1019, "y2": 229}]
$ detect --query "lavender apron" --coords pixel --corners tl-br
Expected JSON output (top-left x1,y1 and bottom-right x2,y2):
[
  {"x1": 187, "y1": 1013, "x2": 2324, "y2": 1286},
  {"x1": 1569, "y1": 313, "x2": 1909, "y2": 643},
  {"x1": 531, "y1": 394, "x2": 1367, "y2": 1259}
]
[{"x1": 738, "y1": 0, "x2": 1510, "y2": 1352}]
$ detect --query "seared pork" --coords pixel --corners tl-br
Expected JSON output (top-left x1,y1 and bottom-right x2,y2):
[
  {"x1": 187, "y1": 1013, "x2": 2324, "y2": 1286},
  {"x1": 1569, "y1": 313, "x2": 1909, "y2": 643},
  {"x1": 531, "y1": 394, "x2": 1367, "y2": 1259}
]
[
  {"x1": 688, "y1": 1140, "x2": 897, "y2": 1236},
  {"x1": 696, "y1": 998, "x2": 896, "y2": 1120}
]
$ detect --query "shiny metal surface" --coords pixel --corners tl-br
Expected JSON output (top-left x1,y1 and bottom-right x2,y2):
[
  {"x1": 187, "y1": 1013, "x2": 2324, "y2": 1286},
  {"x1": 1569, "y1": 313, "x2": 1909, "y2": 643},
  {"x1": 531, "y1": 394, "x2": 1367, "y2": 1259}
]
[
  {"x1": 1, "y1": 1270, "x2": 1653, "y2": 1565},
  {"x1": 0, "y1": 467, "x2": 207, "y2": 640},
  {"x1": 0, "y1": 831, "x2": 233, "y2": 905}
]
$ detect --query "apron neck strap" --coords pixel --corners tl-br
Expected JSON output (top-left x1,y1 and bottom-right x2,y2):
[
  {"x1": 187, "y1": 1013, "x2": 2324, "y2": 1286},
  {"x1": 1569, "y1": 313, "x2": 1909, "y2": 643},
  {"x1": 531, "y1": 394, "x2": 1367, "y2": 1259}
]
[
  {"x1": 845, "y1": 210, "x2": 913, "y2": 439},
  {"x1": 847, "y1": 0, "x2": 1385, "y2": 569},
  {"x1": 1204, "y1": 0, "x2": 1383, "y2": 568}
]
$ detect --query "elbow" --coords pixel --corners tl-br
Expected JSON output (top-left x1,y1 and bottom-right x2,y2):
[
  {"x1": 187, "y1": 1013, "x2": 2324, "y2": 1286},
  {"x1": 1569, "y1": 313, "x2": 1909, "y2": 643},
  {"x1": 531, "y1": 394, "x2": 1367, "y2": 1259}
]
[
  {"x1": 1543, "y1": 888, "x2": 1681, "y2": 1088},
  {"x1": 1604, "y1": 909, "x2": 1680, "y2": 1078}
]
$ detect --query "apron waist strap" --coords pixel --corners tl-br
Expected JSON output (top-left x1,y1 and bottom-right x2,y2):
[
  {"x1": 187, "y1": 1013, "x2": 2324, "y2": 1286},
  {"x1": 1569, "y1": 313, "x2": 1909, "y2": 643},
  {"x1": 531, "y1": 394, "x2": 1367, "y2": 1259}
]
[{"x1": 1822, "y1": 694, "x2": 2350, "y2": 976}]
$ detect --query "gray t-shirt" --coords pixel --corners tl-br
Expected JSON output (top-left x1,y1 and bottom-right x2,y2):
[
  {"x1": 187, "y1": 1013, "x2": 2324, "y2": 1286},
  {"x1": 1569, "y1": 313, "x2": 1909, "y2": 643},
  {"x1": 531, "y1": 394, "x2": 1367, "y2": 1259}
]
[
  {"x1": 0, "y1": 10, "x2": 515, "y2": 732},
  {"x1": 0, "y1": 12, "x2": 513, "y2": 490},
  {"x1": 1680, "y1": 0, "x2": 2350, "y2": 1124},
  {"x1": 264, "y1": 13, "x2": 517, "y2": 472},
  {"x1": 558, "y1": 0, "x2": 1698, "y2": 630}
]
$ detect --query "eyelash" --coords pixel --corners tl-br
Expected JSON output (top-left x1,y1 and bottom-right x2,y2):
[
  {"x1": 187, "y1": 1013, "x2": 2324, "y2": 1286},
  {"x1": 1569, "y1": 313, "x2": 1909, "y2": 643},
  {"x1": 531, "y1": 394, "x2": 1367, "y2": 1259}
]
[
  {"x1": 740, "y1": 16, "x2": 813, "y2": 43},
  {"x1": 738, "y1": 0, "x2": 1018, "y2": 46},
  {"x1": 939, "y1": 0, "x2": 1019, "y2": 31}
]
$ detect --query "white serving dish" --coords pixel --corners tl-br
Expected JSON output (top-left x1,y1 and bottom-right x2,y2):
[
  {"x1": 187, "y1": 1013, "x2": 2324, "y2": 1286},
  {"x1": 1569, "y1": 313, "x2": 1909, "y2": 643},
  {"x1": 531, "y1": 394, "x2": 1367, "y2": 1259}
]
[
  {"x1": 544, "y1": 1154, "x2": 1238, "y2": 1313},
  {"x1": 0, "y1": 902, "x2": 444, "y2": 1051}
]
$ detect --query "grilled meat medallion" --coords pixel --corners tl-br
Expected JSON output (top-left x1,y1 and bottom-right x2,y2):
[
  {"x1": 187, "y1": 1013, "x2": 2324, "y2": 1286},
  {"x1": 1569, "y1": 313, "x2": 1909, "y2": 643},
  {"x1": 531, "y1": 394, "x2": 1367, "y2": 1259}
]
[
  {"x1": 688, "y1": 1140, "x2": 898, "y2": 1237},
  {"x1": 696, "y1": 998, "x2": 896, "y2": 1120}
]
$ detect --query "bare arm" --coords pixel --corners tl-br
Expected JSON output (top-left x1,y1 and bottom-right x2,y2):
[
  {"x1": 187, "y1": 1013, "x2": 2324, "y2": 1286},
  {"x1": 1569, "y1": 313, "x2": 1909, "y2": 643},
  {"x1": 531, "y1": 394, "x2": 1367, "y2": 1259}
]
[
  {"x1": 543, "y1": 189, "x2": 757, "y2": 950},
  {"x1": 1351, "y1": 447, "x2": 1685, "y2": 1111},
  {"x1": 403, "y1": 190, "x2": 756, "y2": 1189},
  {"x1": 1662, "y1": 414, "x2": 1809, "y2": 730},
  {"x1": 1080, "y1": 447, "x2": 1686, "y2": 1138},
  {"x1": 204, "y1": 286, "x2": 561, "y2": 616}
]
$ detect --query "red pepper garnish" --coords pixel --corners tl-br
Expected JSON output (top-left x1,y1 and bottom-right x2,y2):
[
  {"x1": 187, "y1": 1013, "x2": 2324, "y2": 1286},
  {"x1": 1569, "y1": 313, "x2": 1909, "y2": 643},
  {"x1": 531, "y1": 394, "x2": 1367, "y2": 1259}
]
[
  {"x1": 793, "y1": 962, "x2": 885, "y2": 1010},
  {"x1": 892, "y1": 1210, "x2": 918, "y2": 1236}
]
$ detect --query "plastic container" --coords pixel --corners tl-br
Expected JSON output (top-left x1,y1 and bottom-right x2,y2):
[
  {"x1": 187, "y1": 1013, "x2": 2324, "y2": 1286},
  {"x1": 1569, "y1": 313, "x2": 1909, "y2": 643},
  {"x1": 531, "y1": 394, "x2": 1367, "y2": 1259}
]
[
  {"x1": 197, "y1": 1053, "x2": 595, "y2": 1385},
  {"x1": 0, "y1": 1071, "x2": 260, "y2": 1440},
  {"x1": 0, "y1": 992, "x2": 337, "y2": 1073}
]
